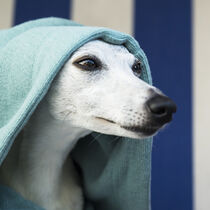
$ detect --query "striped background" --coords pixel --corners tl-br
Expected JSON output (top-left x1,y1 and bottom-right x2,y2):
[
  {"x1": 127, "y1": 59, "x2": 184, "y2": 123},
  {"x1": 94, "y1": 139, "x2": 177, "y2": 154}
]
[{"x1": 0, "y1": 0, "x2": 209, "y2": 209}]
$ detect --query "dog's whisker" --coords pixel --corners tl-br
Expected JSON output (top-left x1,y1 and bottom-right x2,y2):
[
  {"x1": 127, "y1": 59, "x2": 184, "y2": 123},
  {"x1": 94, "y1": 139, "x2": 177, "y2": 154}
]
[
  {"x1": 87, "y1": 138, "x2": 97, "y2": 146},
  {"x1": 60, "y1": 111, "x2": 73, "y2": 132},
  {"x1": 58, "y1": 112, "x2": 70, "y2": 133},
  {"x1": 89, "y1": 132, "x2": 122, "y2": 146},
  {"x1": 88, "y1": 133, "x2": 105, "y2": 146},
  {"x1": 92, "y1": 133, "x2": 103, "y2": 140},
  {"x1": 62, "y1": 111, "x2": 71, "y2": 122},
  {"x1": 110, "y1": 136, "x2": 121, "y2": 143}
]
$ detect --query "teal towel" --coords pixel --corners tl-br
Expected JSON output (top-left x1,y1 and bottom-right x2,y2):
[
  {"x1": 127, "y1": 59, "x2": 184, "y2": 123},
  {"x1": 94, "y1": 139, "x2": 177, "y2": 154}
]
[
  {"x1": 0, "y1": 17, "x2": 153, "y2": 210},
  {"x1": 0, "y1": 185, "x2": 44, "y2": 210}
]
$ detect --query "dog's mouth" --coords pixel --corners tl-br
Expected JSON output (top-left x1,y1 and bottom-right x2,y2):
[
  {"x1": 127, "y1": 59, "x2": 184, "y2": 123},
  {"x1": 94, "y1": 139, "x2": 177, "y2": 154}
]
[
  {"x1": 95, "y1": 117, "x2": 160, "y2": 136},
  {"x1": 95, "y1": 117, "x2": 116, "y2": 124},
  {"x1": 121, "y1": 125, "x2": 159, "y2": 135}
]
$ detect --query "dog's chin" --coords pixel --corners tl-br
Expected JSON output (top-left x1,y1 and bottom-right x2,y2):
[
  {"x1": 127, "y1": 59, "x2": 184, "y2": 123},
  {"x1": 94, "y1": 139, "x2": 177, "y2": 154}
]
[
  {"x1": 121, "y1": 125, "x2": 160, "y2": 138},
  {"x1": 89, "y1": 116, "x2": 162, "y2": 139},
  {"x1": 119, "y1": 126, "x2": 161, "y2": 139}
]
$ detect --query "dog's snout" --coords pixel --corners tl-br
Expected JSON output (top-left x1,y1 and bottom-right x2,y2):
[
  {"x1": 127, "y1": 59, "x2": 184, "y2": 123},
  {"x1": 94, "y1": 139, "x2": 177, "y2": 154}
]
[{"x1": 146, "y1": 94, "x2": 177, "y2": 125}]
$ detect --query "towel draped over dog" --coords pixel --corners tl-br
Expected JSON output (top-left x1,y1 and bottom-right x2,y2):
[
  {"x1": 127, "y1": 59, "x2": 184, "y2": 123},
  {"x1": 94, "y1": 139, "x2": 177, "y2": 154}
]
[{"x1": 0, "y1": 17, "x2": 153, "y2": 210}]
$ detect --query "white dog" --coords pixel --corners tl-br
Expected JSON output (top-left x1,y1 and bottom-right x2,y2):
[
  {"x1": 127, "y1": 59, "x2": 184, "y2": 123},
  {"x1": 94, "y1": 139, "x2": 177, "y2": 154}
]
[{"x1": 0, "y1": 40, "x2": 176, "y2": 210}]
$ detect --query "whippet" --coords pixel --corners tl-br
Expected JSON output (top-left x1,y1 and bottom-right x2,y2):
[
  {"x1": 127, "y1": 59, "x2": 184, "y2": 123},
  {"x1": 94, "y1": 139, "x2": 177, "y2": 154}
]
[{"x1": 0, "y1": 40, "x2": 176, "y2": 210}]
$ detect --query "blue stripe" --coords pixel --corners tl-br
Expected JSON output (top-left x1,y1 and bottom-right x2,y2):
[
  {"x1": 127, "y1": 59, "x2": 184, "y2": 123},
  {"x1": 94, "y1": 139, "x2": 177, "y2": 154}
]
[
  {"x1": 14, "y1": 0, "x2": 71, "y2": 25},
  {"x1": 134, "y1": 1, "x2": 192, "y2": 210}
]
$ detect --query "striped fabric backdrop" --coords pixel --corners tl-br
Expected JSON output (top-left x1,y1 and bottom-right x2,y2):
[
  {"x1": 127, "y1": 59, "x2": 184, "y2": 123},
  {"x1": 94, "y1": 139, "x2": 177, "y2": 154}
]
[{"x1": 0, "y1": 0, "x2": 209, "y2": 210}]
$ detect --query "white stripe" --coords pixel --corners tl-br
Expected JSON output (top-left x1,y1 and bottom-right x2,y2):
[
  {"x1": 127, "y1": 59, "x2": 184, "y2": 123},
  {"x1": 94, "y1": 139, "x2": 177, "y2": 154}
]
[
  {"x1": 71, "y1": 0, "x2": 134, "y2": 35},
  {"x1": 194, "y1": 0, "x2": 210, "y2": 209},
  {"x1": 0, "y1": 0, "x2": 14, "y2": 29}
]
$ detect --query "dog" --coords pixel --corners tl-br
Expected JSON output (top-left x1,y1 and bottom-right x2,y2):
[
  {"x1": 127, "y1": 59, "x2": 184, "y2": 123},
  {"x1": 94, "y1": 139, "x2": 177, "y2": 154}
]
[{"x1": 0, "y1": 40, "x2": 176, "y2": 210}]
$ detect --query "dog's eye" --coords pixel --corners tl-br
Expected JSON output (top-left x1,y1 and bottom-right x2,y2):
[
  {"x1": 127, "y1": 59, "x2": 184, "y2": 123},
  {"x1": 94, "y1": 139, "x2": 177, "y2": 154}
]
[
  {"x1": 132, "y1": 61, "x2": 142, "y2": 77},
  {"x1": 74, "y1": 56, "x2": 101, "y2": 71},
  {"x1": 78, "y1": 59, "x2": 97, "y2": 68}
]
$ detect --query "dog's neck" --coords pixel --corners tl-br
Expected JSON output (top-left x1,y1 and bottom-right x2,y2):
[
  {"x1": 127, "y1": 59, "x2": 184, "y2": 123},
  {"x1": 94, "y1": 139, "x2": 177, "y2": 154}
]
[{"x1": 1, "y1": 99, "x2": 90, "y2": 209}]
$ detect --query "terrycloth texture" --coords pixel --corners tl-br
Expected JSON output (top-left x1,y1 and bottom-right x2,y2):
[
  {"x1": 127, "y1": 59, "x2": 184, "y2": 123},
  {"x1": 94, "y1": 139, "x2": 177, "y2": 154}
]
[
  {"x1": 72, "y1": 134, "x2": 152, "y2": 210},
  {"x1": 0, "y1": 17, "x2": 153, "y2": 210},
  {"x1": 0, "y1": 185, "x2": 44, "y2": 210}
]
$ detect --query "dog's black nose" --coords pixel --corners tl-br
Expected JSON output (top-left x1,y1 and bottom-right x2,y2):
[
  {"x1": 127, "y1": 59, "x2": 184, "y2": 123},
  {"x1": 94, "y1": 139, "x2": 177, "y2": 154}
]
[{"x1": 146, "y1": 95, "x2": 177, "y2": 125}]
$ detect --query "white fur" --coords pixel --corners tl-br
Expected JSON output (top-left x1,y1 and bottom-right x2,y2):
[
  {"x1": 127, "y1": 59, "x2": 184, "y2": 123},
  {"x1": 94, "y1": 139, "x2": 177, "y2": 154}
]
[{"x1": 0, "y1": 40, "x2": 161, "y2": 210}]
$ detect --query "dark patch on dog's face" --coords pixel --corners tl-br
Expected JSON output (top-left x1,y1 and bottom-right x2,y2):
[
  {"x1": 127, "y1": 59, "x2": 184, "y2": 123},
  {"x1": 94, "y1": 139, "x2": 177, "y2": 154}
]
[{"x1": 73, "y1": 55, "x2": 104, "y2": 72}]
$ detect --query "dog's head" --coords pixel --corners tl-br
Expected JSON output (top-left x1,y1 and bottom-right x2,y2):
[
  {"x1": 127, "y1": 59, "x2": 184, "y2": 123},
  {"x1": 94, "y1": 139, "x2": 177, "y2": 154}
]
[{"x1": 46, "y1": 40, "x2": 176, "y2": 139}]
